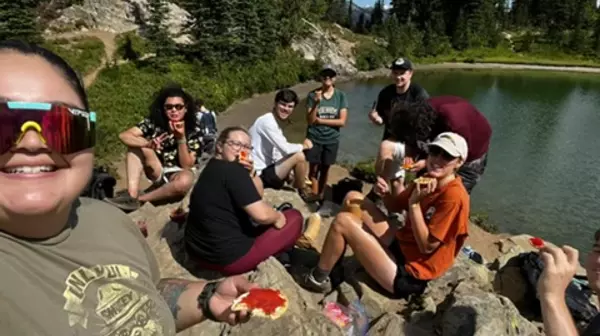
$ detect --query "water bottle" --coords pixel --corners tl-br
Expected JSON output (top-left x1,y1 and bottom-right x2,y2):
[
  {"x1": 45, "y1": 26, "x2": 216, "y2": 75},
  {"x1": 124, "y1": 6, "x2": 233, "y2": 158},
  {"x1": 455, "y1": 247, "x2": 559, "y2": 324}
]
[{"x1": 461, "y1": 245, "x2": 484, "y2": 264}]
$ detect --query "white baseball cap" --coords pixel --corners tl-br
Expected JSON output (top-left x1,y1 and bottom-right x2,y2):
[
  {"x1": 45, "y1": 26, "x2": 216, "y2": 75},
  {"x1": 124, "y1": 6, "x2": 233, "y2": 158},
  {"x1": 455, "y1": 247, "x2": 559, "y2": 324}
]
[{"x1": 428, "y1": 132, "x2": 468, "y2": 161}]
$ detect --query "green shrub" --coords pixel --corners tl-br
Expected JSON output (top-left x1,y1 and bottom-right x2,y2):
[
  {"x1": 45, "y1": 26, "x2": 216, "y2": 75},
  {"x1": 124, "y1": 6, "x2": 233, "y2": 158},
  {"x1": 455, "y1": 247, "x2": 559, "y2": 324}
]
[
  {"x1": 115, "y1": 32, "x2": 153, "y2": 60},
  {"x1": 354, "y1": 42, "x2": 390, "y2": 71},
  {"x1": 89, "y1": 49, "x2": 316, "y2": 167},
  {"x1": 45, "y1": 36, "x2": 105, "y2": 75}
]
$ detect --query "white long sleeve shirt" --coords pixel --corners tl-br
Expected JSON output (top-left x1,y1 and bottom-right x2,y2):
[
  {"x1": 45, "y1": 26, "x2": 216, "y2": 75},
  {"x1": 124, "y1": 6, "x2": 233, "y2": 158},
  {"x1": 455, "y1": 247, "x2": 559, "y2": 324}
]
[{"x1": 249, "y1": 112, "x2": 304, "y2": 171}]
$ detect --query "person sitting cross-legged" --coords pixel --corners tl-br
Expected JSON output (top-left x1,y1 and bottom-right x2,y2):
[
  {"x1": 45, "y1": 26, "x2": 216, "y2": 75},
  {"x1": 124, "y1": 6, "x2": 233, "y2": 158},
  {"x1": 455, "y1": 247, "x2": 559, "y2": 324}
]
[
  {"x1": 105, "y1": 85, "x2": 202, "y2": 211},
  {"x1": 249, "y1": 89, "x2": 314, "y2": 199},
  {"x1": 297, "y1": 132, "x2": 470, "y2": 298}
]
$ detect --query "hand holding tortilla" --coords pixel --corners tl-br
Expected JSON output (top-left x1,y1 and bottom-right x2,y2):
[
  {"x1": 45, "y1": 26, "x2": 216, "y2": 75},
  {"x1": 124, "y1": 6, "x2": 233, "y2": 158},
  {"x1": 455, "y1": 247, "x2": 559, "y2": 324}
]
[
  {"x1": 409, "y1": 176, "x2": 437, "y2": 204},
  {"x1": 231, "y1": 288, "x2": 289, "y2": 320}
]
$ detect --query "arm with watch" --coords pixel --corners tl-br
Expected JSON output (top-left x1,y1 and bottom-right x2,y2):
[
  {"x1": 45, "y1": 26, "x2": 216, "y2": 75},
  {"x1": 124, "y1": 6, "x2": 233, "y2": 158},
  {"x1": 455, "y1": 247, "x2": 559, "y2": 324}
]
[{"x1": 157, "y1": 275, "x2": 258, "y2": 332}]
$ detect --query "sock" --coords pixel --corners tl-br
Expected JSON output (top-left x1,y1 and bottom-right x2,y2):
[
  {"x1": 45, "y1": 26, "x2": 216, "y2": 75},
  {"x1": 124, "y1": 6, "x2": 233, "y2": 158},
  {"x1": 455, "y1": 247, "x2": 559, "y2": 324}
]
[{"x1": 311, "y1": 266, "x2": 330, "y2": 283}]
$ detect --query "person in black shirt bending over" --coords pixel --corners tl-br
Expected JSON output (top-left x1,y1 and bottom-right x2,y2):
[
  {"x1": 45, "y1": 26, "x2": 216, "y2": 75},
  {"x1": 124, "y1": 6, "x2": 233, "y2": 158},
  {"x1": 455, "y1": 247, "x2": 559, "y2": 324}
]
[
  {"x1": 368, "y1": 58, "x2": 429, "y2": 193},
  {"x1": 184, "y1": 127, "x2": 303, "y2": 275}
]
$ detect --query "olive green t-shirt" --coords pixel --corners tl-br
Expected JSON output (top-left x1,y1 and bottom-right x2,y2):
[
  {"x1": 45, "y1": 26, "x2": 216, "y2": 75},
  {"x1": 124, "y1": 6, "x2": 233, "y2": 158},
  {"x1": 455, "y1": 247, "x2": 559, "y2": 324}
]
[
  {"x1": 306, "y1": 88, "x2": 348, "y2": 144},
  {"x1": 0, "y1": 198, "x2": 176, "y2": 336}
]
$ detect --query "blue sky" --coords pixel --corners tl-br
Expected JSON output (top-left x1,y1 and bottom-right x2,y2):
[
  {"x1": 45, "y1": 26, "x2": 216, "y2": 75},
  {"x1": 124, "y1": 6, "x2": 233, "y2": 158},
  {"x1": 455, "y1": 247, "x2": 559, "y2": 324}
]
[{"x1": 354, "y1": 0, "x2": 388, "y2": 8}]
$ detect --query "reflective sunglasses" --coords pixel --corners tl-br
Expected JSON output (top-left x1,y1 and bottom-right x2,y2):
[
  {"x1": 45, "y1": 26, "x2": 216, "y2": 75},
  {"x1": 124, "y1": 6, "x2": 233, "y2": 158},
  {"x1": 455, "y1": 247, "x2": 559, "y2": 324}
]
[{"x1": 0, "y1": 101, "x2": 96, "y2": 155}]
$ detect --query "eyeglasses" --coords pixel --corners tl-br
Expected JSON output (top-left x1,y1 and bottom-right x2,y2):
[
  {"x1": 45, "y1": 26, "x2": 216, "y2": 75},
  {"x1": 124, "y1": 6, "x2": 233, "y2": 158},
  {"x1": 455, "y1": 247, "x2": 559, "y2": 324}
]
[
  {"x1": 164, "y1": 104, "x2": 185, "y2": 111},
  {"x1": 428, "y1": 145, "x2": 457, "y2": 161},
  {"x1": 226, "y1": 140, "x2": 253, "y2": 151},
  {"x1": 0, "y1": 101, "x2": 96, "y2": 155}
]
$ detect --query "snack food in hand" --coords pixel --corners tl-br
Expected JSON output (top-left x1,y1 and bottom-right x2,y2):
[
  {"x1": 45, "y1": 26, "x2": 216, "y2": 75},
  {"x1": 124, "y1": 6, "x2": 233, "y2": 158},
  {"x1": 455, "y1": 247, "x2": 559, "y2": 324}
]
[
  {"x1": 402, "y1": 163, "x2": 413, "y2": 170},
  {"x1": 414, "y1": 176, "x2": 435, "y2": 186},
  {"x1": 529, "y1": 237, "x2": 545, "y2": 249},
  {"x1": 231, "y1": 288, "x2": 288, "y2": 320},
  {"x1": 239, "y1": 150, "x2": 249, "y2": 161}
]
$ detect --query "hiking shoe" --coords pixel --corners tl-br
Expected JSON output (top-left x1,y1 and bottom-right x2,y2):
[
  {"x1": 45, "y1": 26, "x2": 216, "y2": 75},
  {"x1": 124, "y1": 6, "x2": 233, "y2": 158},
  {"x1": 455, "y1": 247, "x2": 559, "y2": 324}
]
[
  {"x1": 296, "y1": 213, "x2": 321, "y2": 250},
  {"x1": 104, "y1": 193, "x2": 141, "y2": 212},
  {"x1": 299, "y1": 189, "x2": 321, "y2": 203},
  {"x1": 298, "y1": 268, "x2": 332, "y2": 293}
]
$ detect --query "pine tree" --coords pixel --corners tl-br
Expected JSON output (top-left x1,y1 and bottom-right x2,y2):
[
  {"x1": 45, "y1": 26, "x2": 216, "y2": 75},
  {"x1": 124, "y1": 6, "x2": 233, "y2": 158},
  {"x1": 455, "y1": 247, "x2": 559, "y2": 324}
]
[
  {"x1": 0, "y1": 0, "x2": 40, "y2": 43},
  {"x1": 369, "y1": 0, "x2": 385, "y2": 29},
  {"x1": 356, "y1": 12, "x2": 367, "y2": 33},
  {"x1": 146, "y1": 0, "x2": 175, "y2": 59},
  {"x1": 347, "y1": 0, "x2": 354, "y2": 29}
]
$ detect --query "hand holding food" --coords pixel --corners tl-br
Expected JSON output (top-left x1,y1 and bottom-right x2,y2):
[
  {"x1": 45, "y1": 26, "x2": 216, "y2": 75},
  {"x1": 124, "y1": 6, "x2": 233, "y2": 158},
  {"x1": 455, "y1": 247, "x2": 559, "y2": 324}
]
[
  {"x1": 409, "y1": 176, "x2": 437, "y2": 204},
  {"x1": 231, "y1": 288, "x2": 289, "y2": 320}
]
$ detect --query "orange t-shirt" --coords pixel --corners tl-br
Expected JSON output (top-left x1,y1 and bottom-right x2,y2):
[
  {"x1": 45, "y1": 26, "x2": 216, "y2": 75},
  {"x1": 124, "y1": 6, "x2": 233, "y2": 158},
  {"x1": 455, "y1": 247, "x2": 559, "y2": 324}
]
[{"x1": 394, "y1": 177, "x2": 470, "y2": 280}]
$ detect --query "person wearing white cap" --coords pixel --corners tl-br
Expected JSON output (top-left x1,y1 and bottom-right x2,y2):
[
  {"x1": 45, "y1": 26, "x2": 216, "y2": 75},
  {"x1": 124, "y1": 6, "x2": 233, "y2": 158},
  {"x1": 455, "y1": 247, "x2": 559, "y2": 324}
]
[{"x1": 297, "y1": 132, "x2": 470, "y2": 299}]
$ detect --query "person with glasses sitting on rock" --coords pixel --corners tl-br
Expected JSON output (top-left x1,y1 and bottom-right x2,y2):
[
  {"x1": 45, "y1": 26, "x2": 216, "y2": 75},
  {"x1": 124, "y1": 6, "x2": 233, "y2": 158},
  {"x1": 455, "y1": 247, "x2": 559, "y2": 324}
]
[
  {"x1": 184, "y1": 126, "x2": 304, "y2": 275},
  {"x1": 105, "y1": 85, "x2": 202, "y2": 211}
]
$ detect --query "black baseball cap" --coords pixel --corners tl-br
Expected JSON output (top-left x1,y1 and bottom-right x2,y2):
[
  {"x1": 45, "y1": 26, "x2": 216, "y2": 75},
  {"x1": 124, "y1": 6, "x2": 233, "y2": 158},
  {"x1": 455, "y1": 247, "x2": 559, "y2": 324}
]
[
  {"x1": 320, "y1": 64, "x2": 337, "y2": 77},
  {"x1": 389, "y1": 57, "x2": 413, "y2": 71}
]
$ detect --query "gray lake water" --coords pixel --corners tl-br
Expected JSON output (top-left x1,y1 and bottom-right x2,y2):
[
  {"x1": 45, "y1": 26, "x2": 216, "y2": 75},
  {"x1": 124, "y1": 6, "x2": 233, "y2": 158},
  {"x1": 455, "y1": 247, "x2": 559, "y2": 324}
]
[{"x1": 286, "y1": 69, "x2": 600, "y2": 256}]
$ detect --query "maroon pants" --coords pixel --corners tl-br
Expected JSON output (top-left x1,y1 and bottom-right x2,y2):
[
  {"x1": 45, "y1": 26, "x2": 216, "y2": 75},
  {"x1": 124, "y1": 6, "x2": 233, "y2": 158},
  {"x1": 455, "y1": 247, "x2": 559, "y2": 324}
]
[{"x1": 195, "y1": 209, "x2": 303, "y2": 275}]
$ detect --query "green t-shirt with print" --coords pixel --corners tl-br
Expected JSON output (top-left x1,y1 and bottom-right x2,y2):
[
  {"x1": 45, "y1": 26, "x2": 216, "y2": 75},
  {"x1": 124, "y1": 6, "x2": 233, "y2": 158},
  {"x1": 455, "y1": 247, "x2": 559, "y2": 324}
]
[{"x1": 306, "y1": 89, "x2": 348, "y2": 144}]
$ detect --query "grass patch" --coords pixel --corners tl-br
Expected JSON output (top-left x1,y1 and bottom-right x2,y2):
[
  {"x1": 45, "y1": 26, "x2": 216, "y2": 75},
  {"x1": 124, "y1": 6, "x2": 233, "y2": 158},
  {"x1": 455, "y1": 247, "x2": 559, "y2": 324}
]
[
  {"x1": 470, "y1": 212, "x2": 499, "y2": 234},
  {"x1": 89, "y1": 48, "x2": 319, "y2": 167},
  {"x1": 45, "y1": 36, "x2": 105, "y2": 76}
]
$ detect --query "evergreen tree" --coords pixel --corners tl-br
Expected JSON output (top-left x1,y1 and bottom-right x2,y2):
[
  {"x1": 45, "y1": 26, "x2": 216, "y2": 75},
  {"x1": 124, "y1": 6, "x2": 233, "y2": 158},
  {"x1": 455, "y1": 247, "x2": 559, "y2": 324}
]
[
  {"x1": 347, "y1": 0, "x2": 354, "y2": 29},
  {"x1": 368, "y1": 0, "x2": 385, "y2": 29},
  {"x1": 356, "y1": 12, "x2": 367, "y2": 33},
  {"x1": 146, "y1": 0, "x2": 175, "y2": 59},
  {"x1": 0, "y1": 0, "x2": 40, "y2": 43}
]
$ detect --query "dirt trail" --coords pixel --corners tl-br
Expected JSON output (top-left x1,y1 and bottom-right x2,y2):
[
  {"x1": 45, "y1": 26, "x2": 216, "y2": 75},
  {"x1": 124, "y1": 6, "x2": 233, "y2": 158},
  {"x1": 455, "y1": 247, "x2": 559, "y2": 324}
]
[{"x1": 49, "y1": 30, "x2": 119, "y2": 87}]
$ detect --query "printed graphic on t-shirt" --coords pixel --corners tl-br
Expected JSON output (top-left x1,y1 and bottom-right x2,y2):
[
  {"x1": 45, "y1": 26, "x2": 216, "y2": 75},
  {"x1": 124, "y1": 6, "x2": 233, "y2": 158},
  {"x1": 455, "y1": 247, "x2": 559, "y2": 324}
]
[
  {"x1": 63, "y1": 264, "x2": 165, "y2": 335},
  {"x1": 425, "y1": 207, "x2": 436, "y2": 222},
  {"x1": 317, "y1": 106, "x2": 340, "y2": 119}
]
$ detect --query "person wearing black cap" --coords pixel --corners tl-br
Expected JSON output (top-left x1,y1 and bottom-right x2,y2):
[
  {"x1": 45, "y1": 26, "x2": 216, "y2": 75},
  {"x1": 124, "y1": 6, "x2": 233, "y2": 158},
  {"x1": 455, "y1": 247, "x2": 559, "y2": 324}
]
[
  {"x1": 368, "y1": 57, "x2": 430, "y2": 196},
  {"x1": 305, "y1": 64, "x2": 349, "y2": 201}
]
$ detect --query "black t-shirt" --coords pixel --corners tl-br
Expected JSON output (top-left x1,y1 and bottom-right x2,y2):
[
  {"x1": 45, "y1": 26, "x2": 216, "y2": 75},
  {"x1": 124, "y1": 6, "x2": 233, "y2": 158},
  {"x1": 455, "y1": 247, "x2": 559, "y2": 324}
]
[
  {"x1": 583, "y1": 314, "x2": 600, "y2": 336},
  {"x1": 184, "y1": 158, "x2": 262, "y2": 265},
  {"x1": 374, "y1": 83, "x2": 429, "y2": 140}
]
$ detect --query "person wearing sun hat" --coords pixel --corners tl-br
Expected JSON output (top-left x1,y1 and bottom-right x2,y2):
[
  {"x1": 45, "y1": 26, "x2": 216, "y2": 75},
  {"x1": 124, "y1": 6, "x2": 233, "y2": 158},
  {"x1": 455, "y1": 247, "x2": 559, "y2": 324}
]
[{"x1": 297, "y1": 131, "x2": 470, "y2": 299}]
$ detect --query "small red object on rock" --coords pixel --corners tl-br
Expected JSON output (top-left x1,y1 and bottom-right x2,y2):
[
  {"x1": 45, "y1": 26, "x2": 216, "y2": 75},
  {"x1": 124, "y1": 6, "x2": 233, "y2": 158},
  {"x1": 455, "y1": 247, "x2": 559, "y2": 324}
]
[
  {"x1": 170, "y1": 208, "x2": 187, "y2": 224},
  {"x1": 529, "y1": 237, "x2": 545, "y2": 249}
]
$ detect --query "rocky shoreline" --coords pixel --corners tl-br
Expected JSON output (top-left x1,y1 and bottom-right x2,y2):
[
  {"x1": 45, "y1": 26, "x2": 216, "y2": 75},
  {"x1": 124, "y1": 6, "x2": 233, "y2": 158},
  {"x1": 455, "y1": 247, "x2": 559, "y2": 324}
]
[{"x1": 133, "y1": 183, "x2": 595, "y2": 336}]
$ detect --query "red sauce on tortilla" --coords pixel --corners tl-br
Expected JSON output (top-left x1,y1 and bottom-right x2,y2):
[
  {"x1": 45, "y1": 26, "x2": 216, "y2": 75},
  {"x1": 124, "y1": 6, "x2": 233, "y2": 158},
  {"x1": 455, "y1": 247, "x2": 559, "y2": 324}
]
[
  {"x1": 530, "y1": 237, "x2": 544, "y2": 248},
  {"x1": 239, "y1": 288, "x2": 286, "y2": 315}
]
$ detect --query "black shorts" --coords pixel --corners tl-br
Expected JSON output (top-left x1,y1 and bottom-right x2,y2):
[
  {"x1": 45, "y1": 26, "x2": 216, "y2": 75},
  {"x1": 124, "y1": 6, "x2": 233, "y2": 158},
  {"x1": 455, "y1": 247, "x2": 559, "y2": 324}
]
[
  {"x1": 259, "y1": 164, "x2": 285, "y2": 190},
  {"x1": 388, "y1": 240, "x2": 428, "y2": 299},
  {"x1": 305, "y1": 141, "x2": 339, "y2": 166}
]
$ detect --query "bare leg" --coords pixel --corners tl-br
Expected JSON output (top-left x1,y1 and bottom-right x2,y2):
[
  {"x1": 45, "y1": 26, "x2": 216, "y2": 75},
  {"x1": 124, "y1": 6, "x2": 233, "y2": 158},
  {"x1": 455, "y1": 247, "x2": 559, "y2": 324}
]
[
  {"x1": 273, "y1": 151, "x2": 308, "y2": 190},
  {"x1": 139, "y1": 170, "x2": 195, "y2": 203},
  {"x1": 317, "y1": 164, "x2": 331, "y2": 199},
  {"x1": 126, "y1": 147, "x2": 163, "y2": 198},
  {"x1": 309, "y1": 163, "x2": 320, "y2": 195},
  {"x1": 317, "y1": 192, "x2": 398, "y2": 293}
]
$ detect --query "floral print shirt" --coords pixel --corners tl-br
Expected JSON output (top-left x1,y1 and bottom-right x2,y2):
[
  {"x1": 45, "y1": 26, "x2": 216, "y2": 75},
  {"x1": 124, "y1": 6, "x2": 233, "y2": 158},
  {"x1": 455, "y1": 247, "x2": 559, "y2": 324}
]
[{"x1": 136, "y1": 118, "x2": 203, "y2": 168}]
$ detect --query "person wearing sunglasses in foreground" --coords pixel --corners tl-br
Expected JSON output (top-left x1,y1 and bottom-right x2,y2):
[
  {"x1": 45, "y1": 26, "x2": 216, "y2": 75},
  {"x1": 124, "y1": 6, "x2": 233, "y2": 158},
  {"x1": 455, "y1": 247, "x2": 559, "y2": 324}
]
[
  {"x1": 537, "y1": 231, "x2": 600, "y2": 336},
  {"x1": 184, "y1": 127, "x2": 304, "y2": 275},
  {"x1": 105, "y1": 85, "x2": 202, "y2": 211},
  {"x1": 249, "y1": 89, "x2": 313, "y2": 198},
  {"x1": 0, "y1": 41, "x2": 256, "y2": 334},
  {"x1": 298, "y1": 132, "x2": 469, "y2": 297}
]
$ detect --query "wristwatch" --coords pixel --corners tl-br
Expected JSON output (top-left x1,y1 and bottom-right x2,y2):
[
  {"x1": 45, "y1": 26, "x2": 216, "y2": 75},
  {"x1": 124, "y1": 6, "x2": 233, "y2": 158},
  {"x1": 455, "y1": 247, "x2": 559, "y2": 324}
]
[{"x1": 197, "y1": 281, "x2": 219, "y2": 321}]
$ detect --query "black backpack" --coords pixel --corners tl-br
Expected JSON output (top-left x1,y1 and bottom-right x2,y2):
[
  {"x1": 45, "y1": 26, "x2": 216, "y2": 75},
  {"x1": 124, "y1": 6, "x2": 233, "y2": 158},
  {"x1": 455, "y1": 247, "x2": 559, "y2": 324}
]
[
  {"x1": 81, "y1": 167, "x2": 117, "y2": 200},
  {"x1": 520, "y1": 252, "x2": 598, "y2": 325}
]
